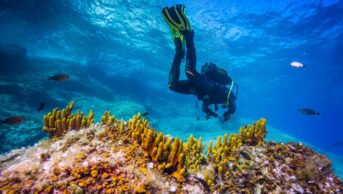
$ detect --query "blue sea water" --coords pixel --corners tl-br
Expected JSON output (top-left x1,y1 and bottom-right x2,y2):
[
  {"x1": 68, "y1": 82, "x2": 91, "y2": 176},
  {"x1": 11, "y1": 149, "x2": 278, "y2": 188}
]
[{"x1": 0, "y1": 0, "x2": 342, "y2": 179}]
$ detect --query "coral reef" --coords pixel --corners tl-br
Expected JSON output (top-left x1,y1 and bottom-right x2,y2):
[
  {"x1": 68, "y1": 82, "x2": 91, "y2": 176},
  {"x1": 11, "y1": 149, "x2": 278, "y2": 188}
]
[{"x1": 0, "y1": 103, "x2": 342, "y2": 193}]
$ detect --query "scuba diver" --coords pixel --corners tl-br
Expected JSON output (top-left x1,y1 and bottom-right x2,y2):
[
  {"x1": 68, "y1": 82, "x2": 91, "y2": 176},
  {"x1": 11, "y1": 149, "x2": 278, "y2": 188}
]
[{"x1": 162, "y1": 4, "x2": 238, "y2": 121}]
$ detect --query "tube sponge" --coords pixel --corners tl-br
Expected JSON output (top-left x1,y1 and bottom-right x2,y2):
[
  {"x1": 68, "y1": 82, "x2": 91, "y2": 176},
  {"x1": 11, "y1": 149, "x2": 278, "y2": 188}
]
[
  {"x1": 168, "y1": 138, "x2": 180, "y2": 166},
  {"x1": 239, "y1": 118, "x2": 267, "y2": 146},
  {"x1": 154, "y1": 142, "x2": 163, "y2": 162},
  {"x1": 184, "y1": 135, "x2": 204, "y2": 172},
  {"x1": 42, "y1": 101, "x2": 93, "y2": 138}
]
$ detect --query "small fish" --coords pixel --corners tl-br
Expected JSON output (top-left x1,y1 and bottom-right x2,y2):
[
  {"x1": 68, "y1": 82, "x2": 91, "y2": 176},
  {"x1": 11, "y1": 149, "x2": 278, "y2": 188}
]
[
  {"x1": 196, "y1": 116, "x2": 200, "y2": 121},
  {"x1": 37, "y1": 102, "x2": 45, "y2": 111},
  {"x1": 47, "y1": 74, "x2": 69, "y2": 81},
  {"x1": 299, "y1": 108, "x2": 320, "y2": 115},
  {"x1": 240, "y1": 151, "x2": 251, "y2": 160},
  {"x1": 290, "y1": 61, "x2": 305, "y2": 68},
  {"x1": 1, "y1": 116, "x2": 25, "y2": 125},
  {"x1": 142, "y1": 112, "x2": 149, "y2": 116}
]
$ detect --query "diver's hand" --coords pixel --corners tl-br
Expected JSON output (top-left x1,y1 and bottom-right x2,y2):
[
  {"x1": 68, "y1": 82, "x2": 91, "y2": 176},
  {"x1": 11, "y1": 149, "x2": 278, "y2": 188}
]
[
  {"x1": 202, "y1": 101, "x2": 217, "y2": 120},
  {"x1": 205, "y1": 112, "x2": 218, "y2": 120},
  {"x1": 223, "y1": 112, "x2": 232, "y2": 121},
  {"x1": 215, "y1": 104, "x2": 219, "y2": 111}
]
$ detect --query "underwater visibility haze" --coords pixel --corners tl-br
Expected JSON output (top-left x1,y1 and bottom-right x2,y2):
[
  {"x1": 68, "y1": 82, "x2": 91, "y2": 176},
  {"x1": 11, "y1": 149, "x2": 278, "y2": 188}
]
[{"x1": 0, "y1": 0, "x2": 343, "y2": 193}]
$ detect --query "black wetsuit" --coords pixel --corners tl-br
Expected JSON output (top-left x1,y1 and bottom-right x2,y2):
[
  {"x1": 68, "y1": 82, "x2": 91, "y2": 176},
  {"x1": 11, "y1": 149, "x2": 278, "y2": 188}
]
[{"x1": 168, "y1": 30, "x2": 236, "y2": 119}]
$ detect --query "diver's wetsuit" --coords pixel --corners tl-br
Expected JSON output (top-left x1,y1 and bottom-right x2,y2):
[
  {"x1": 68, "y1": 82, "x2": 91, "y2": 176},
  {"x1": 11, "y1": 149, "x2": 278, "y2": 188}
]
[{"x1": 168, "y1": 30, "x2": 236, "y2": 119}]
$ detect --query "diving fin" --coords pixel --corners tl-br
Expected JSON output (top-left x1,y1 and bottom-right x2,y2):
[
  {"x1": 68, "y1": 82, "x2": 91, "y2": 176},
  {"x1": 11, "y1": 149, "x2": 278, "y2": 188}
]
[
  {"x1": 170, "y1": 27, "x2": 184, "y2": 42},
  {"x1": 162, "y1": 4, "x2": 191, "y2": 32}
]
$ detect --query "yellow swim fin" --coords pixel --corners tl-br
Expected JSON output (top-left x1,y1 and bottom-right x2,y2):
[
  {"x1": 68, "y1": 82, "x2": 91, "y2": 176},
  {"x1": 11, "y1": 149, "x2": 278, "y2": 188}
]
[
  {"x1": 169, "y1": 27, "x2": 184, "y2": 43},
  {"x1": 162, "y1": 4, "x2": 191, "y2": 32}
]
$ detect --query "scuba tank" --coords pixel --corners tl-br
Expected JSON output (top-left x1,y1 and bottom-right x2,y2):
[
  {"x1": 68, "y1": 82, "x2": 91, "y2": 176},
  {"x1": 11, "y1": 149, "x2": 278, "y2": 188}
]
[{"x1": 200, "y1": 62, "x2": 232, "y2": 86}]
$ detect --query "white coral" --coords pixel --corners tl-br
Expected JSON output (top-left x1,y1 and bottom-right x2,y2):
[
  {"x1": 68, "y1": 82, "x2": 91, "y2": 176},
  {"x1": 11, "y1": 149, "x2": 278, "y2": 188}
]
[
  {"x1": 169, "y1": 185, "x2": 177, "y2": 192},
  {"x1": 181, "y1": 184, "x2": 204, "y2": 194},
  {"x1": 291, "y1": 183, "x2": 304, "y2": 193},
  {"x1": 147, "y1": 162, "x2": 154, "y2": 169},
  {"x1": 196, "y1": 172, "x2": 204, "y2": 179}
]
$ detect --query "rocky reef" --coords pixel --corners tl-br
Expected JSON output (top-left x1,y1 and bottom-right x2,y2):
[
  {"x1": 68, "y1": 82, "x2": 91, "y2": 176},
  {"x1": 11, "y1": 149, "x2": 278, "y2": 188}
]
[
  {"x1": 0, "y1": 102, "x2": 342, "y2": 193},
  {"x1": 0, "y1": 44, "x2": 29, "y2": 76}
]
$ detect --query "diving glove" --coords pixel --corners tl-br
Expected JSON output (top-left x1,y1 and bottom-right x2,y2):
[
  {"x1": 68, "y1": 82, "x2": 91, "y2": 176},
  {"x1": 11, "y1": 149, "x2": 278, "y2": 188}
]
[{"x1": 162, "y1": 4, "x2": 191, "y2": 33}]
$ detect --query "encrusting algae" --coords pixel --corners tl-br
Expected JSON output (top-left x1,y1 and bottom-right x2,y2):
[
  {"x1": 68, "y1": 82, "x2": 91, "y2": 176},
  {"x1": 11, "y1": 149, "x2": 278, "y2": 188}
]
[{"x1": 0, "y1": 102, "x2": 342, "y2": 193}]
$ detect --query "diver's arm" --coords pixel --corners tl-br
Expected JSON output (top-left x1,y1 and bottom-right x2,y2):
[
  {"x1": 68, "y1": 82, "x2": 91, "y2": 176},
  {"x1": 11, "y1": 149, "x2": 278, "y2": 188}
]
[{"x1": 223, "y1": 110, "x2": 232, "y2": 121}]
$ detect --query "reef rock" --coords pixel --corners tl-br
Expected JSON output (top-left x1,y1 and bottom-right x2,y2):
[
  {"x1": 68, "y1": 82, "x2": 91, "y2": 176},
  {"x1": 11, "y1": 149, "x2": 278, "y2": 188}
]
[
  {"x1": 0, "y1": 44, "x2": 29, "y2": 75},
  {"x1": 0, "y1": 103, "x2": 342, "y2": 193}
]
